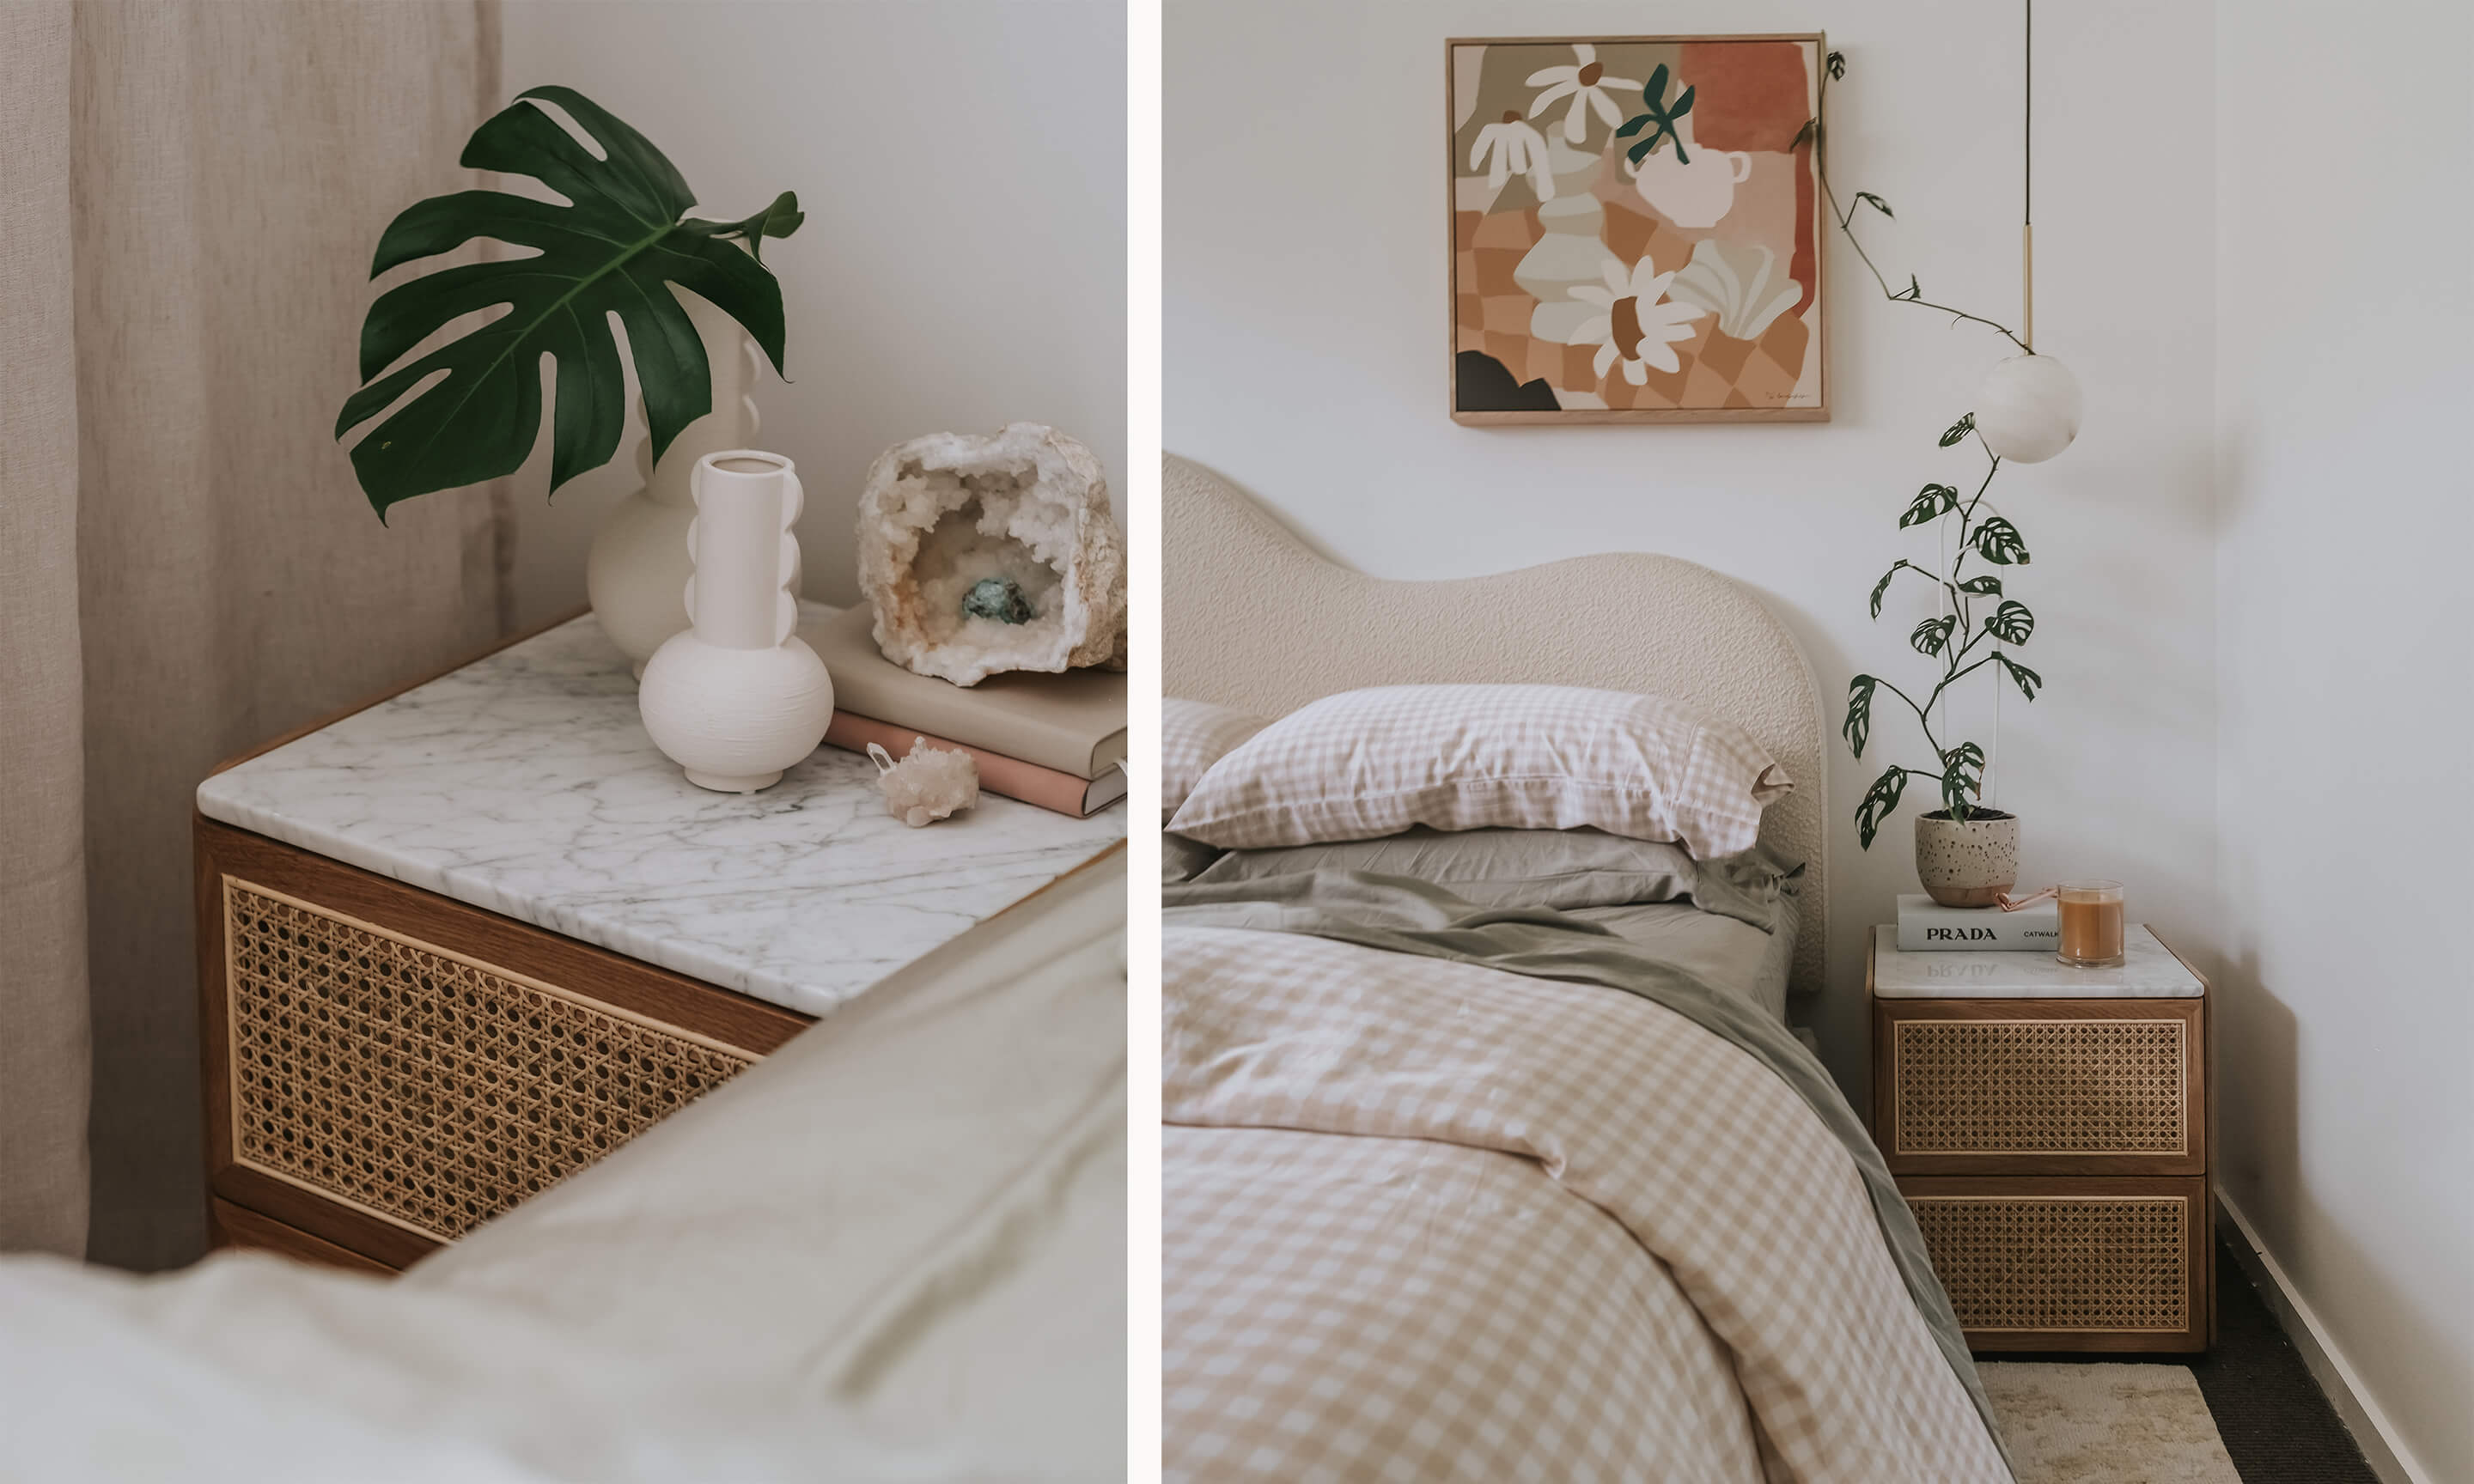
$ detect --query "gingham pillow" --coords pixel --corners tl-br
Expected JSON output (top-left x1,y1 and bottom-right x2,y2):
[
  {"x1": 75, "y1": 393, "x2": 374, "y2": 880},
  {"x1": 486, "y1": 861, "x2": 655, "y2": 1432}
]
[
  {"x1": 1161, "y1": 698, "x2": 1269, "y2": 825},
  {"x1": 1166, "y1": 684, "x2": 1790, "y2": 859}
]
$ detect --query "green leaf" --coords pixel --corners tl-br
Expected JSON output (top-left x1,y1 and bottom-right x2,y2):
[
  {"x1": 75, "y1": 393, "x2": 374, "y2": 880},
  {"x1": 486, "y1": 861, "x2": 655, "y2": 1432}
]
[
  {"x1": 1855, "y1": 191, "x2": 1894, "y2": 217},
  {"x1": 335, "y1": 86, "x2": 804, "y2": 520},
  {"x1": 1855, "y1": 766, "x2": 1906, "y2": 850},
  {"x1": 1997, "y1": 653, "x2": 2043, "y2": 701},
  {"x1": 1941, "y1": 412, "x2": 1976, "y2": 447},
  {"x1": 1971, "y1": 515, "x2": 2032, "y2": 565},
  {"x1": 1957, "y1": 575, "x2": 2003, "y2": 596},
  {"x1": 1899, "y1": 484, "x2": 1959, "y2": 528},
  {"x1": 1868, "y1": 560, "x2": 1915, "y2": 619},
  {"x1": 1941, "y1": 741, "x2": 1986, "y2": 818},
  {"x1": 1843, "y1": 676, "x2": 1877, "y2": 758},
  {"x1": 1614, "y1": 113, "x2": 1649, "y2": 137},
  {"x1": 1910, "y1": 615, "x2": 1955, "y2": 657},
  {"x1": 1984, "y1": 599, "x2": 2035, "y2": 645},
  {"x1": 1642, "y1": 64, "x2": 1669, "y2": 101},
  {"x1": 1826, "y1": 51, "x2": 1846, "y2": 80},
  {"x1": 1790, "y1": 117, "x2": 1816, "y2": 149},
  {"x1": 1669, "y1": 84, "x2": 1694, "y2": 117}
]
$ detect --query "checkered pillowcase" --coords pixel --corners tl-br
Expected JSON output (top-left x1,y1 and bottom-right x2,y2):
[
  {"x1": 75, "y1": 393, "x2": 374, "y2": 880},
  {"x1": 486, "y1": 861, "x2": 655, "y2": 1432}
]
[
  {"x1": 1165, "y1": 684, "x2": 1790, "y2": 861},
  {"x1": 1161, "y1": 697, "x2": 1269, "y2": 825}
]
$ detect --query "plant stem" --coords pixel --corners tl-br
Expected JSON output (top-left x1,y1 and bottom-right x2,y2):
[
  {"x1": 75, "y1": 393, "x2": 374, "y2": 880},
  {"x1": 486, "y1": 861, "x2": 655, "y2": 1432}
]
[
  {"x1": 1874, "y1": 677, "x2": 1947, "y2": 762},
  {"x1": 1814, "y1": 69, "x2": 2034, "y2": 355}
]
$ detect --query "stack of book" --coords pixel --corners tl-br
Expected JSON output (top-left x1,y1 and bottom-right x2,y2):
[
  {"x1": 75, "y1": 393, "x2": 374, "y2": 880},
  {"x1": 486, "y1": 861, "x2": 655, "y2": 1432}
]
[
  {"x1": 1894, "y1": 893, "x2": 2058, "y2": 952},
  {"x1": 802, "y1": 605, "x2": 1126, "y2": 818}
]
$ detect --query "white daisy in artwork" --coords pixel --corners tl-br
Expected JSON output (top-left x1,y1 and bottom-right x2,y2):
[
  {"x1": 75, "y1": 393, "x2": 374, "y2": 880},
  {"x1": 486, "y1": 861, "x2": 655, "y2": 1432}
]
[
  {"x1": 1526, "y1": 43, "x2": 1642, "y2": 145},
  {"x1": 1469, "y1": 111, "x2": 1554, "y2": 202},
  {"x1": 1566, "y1": 255, "x2": 1707, "y2": 383}
]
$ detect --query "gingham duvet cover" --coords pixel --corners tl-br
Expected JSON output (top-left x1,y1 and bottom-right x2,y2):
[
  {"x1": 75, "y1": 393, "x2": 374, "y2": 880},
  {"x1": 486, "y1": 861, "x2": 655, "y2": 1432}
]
[{"x1": 1162, "y1": 923, "x2": 2012, "y2": 1483}]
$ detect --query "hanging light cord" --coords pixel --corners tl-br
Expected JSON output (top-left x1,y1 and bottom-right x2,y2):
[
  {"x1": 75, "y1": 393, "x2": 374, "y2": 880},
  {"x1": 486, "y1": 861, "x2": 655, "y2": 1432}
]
[{"x1": 2021, "y1": 0, "x2": 2034, "y2": 350}]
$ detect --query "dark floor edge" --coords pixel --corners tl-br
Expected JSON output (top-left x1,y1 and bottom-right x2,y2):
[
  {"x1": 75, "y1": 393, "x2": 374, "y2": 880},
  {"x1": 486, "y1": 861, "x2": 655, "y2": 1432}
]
[{"x1": 2211, "y1": 1190, "x2": 2422, "y2": 1484}]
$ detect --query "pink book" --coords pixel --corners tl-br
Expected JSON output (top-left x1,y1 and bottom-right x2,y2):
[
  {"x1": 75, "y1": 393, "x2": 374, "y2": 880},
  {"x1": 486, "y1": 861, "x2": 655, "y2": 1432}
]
[{"x1": 822, "y1": 713, "x2": 1126, "y2": 819}]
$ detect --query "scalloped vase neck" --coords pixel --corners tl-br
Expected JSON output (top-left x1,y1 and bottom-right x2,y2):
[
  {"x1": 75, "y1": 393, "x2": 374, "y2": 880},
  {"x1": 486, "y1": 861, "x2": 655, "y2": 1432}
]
[{"x1": 636, "y1": 451, "x2": 833, "y2": 794}]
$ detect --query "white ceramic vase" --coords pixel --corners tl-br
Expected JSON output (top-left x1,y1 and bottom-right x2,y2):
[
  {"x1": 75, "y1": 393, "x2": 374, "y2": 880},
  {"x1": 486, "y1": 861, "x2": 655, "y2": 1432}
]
[
  {"x1": 588, "y1": 295, "x2": 798, "y2": 678},
  {"x1": 638, "y1": 451, "x2": 833, "y2": 794}
]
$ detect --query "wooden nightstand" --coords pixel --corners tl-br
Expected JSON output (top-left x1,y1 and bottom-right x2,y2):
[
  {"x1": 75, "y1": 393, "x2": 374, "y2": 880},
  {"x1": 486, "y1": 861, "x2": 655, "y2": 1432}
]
[
  {"x1": 1868, "y1": 924, "x2": 2213, "y2": 1353},
  {"x1": 195, "y1": 606, "x2": 1126, "y2": 1274}
]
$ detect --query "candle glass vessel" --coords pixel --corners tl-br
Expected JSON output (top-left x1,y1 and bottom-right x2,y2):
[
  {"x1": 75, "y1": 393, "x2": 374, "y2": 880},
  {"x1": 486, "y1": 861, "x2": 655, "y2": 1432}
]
[{"x1": 2056, "y1": 879, "x2": 2125, "y2": 968}]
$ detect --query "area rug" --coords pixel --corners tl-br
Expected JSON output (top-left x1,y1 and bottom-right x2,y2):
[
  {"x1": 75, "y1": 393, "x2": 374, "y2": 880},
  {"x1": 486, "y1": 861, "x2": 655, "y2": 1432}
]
[{"x1": 1982, "y1": 1363, "x2": 2243, "y2": 1483}]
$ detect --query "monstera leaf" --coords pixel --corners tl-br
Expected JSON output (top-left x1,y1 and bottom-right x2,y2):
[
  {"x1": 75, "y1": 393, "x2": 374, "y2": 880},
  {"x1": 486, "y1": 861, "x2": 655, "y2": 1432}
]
[
  {"x1": 335, "y1": 86, "x2": 804, "y2": 519},
  {"x1": 1855, "y1": 766, "x2": 1907, "y2": 850},
  {"x1": 1940, "y1": 740, "x2": 1986, "y2": 818},
  {"x1": 1843, "y1": 675, "x2": 1878, "y2": 758}
]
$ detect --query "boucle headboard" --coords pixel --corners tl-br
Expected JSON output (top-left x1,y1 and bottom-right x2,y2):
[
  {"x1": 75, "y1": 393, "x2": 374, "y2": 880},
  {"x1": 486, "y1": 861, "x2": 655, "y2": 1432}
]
[{"x1": 1163, "y1": 454, "x2": 1829, "y2": 997}]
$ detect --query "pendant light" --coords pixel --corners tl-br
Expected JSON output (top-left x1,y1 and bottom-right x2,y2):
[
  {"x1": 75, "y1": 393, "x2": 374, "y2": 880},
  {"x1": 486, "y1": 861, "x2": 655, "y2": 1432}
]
[{"x1": 1973, "y1": 0, "x2": 2082, "y2": 464}]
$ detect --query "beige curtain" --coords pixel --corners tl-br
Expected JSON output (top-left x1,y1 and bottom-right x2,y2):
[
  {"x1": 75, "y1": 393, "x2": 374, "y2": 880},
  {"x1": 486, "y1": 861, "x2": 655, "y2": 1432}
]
[{"x1": 3, "y1": 1, "x2": 508, "y2": 1268}]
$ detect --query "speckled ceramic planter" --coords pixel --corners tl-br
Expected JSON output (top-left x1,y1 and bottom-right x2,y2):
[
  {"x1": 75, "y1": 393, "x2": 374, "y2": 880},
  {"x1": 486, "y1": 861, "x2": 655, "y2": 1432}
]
[{"x1": 1914, "y1": 809, "x2": 2020, "y2": 908}]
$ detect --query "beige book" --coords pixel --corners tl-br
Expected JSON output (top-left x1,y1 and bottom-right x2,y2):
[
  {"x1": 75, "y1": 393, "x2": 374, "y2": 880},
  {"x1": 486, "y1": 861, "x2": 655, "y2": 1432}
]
[{"x1": 800, "y1": 605, "x2": 1126, "y2": 779}]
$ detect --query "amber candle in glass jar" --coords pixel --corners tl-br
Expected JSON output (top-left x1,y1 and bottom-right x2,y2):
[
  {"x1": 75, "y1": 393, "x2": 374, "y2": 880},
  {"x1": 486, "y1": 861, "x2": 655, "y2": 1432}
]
[{"x1": 2057, "y1": 879, "x2": 2125, "y2": 968}]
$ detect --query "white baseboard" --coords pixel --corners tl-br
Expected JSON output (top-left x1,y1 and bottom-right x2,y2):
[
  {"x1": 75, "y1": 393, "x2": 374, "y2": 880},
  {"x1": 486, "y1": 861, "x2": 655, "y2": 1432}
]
[{"x1": 2213, "y1": 1187, "x2": 2435, "y2": 1484}]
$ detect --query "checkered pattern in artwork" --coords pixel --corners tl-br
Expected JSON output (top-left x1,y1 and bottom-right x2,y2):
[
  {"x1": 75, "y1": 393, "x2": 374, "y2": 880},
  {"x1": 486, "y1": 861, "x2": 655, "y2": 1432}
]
[
  {"x1": 1163, "y1": 926, "x2": 2009, "y2": 1483},
  {"x1": 1165, "y1": 684, "x2": 1789, "y2": 861}
]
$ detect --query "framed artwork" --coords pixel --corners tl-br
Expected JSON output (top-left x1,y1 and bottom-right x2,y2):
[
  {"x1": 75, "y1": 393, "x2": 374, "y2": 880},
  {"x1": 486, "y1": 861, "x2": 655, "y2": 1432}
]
[{"x1": 1447, "y1": 33, "x2": 1828, "y2": 424}]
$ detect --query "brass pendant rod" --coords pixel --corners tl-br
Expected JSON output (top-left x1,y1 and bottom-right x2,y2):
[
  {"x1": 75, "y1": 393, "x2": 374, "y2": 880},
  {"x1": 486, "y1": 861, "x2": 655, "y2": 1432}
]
[{"x1": 2022, "y1": 0, "x2": 2034, "y2": 350}]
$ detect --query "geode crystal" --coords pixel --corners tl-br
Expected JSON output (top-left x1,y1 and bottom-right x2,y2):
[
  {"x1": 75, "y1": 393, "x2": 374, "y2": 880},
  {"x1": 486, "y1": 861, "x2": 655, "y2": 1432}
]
[{"x1": 856, "y1": 423, "x2": 1127, "y2": 686}]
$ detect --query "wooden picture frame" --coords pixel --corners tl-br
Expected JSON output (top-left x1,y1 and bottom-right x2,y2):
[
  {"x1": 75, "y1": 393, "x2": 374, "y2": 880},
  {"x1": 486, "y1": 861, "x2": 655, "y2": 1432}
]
[{"x1": 1447, "y1": 33, "x2": 1829, "y2": 424}]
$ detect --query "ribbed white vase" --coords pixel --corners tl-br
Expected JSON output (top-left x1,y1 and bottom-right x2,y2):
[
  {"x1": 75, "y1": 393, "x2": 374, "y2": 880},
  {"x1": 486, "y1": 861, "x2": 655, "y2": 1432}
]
[
  {"x1": 588, "y1": 295, "x2": 798, "y2": 678},
  {"x1": 637, "y1": 451, "x2": 834, "y2": 794}
]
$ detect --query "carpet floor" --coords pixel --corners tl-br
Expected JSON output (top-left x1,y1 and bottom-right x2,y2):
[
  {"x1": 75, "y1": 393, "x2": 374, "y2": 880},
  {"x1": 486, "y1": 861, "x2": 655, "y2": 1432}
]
[{"x1": 1981, "y1": 1240, "x2": 2381, "y2": 1484}]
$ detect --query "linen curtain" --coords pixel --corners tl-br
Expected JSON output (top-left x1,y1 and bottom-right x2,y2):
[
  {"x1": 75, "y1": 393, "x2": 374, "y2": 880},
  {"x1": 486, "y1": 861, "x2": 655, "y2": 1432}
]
[{"x1": 1, "y1": 1, "x2": 509, "y2": 1268}]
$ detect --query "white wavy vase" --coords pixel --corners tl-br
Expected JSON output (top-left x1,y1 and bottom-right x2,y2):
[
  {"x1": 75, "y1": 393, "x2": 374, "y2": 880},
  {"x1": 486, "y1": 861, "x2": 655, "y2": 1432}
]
[
  {"x1": 637, "y1": 451, "x2": 834, "y2": 794},
  {"x1": 587, "y1": 295, "x2": 799, "y2": 678}
]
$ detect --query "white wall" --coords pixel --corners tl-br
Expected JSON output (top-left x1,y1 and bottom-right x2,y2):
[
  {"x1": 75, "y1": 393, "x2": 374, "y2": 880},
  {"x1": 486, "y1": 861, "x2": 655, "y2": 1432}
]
[
  {"x1": 500, "y1": 0, "x2": 1126, "y2": 625},
  {"x1": 1167, "y1": 0, "x2": 2220, "y2": 1098},
  {"x1": 2213, "y1": 4, "x2": 2471, "y2": 1480}
]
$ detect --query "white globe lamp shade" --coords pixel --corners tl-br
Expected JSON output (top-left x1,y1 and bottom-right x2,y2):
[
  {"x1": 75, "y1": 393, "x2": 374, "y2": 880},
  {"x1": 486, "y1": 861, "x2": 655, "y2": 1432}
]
[{"x1": 1973, "y1": 353, "x2": 2083, "y2": 464}]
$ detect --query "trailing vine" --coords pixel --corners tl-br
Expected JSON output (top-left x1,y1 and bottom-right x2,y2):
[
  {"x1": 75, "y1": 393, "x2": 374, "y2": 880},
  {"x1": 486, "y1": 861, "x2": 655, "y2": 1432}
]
[{"x1": 1801, "y1": 51, "x2": 2045, "y2": 847}]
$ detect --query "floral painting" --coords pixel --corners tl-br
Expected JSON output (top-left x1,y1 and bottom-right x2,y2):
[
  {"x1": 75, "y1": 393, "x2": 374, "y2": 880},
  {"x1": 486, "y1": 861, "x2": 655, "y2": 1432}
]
[{"x1": 1449, "y1": 35, "x2": 1827, "y2": 423}]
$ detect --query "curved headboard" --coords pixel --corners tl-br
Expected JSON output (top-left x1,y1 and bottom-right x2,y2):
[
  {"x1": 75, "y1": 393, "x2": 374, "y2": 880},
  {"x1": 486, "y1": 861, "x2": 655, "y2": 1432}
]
[{"x1": 1164, "y1": 454, "x2": 1829, "y2": 997}]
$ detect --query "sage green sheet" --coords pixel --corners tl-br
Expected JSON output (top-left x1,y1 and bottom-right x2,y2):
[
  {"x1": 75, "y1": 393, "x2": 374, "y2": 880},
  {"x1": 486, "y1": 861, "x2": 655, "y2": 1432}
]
[{"x1": 1161, "y1": 868, "x2": 2005, "y2": 1452}]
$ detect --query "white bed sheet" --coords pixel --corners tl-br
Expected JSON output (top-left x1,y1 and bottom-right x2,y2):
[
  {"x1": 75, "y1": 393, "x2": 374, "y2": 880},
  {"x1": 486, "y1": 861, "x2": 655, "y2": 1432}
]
[{"x1": 0, "y1": 852, "x2": 1127, "y2": 1484}]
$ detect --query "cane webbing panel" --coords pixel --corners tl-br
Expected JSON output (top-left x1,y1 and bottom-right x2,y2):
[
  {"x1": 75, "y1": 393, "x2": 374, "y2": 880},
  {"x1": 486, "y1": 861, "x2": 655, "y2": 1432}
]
[
  {"x1": 1910, "y1": 1195, "x2": 2189, "y2": 1332},
  {"x1": 1892, "y1": 1017, "x2": 2185, "y2": 1156},
  {"x1": 223, "y1": 879, "x2": 757, "y2": 1241}
]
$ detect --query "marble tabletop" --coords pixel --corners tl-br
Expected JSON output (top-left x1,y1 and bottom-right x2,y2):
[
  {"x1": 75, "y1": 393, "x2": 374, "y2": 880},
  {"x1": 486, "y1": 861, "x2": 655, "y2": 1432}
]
[
  {"x1": 197, "y1": 605, "x2": 1127, "y2": 1019},
  {"x1": 1870, "y1": 924, "x2": 2203, "y2": 999}
]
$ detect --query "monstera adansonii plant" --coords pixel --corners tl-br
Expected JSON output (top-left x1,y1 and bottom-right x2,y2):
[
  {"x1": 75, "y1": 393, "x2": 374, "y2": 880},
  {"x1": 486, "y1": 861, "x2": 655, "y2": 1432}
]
[{"x1": 335, "y1": 86, "x2": 803, "y2": 520}]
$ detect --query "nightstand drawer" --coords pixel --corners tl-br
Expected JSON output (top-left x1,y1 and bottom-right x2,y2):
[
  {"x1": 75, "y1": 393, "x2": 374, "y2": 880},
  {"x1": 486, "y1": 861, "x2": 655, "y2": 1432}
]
[
  {"x1": 1901, "y1": 1176, "x2": 2212, "y2": 1353},
  {"x1": 199, "y1": 818, "x2": 813, "y2": 1268},
  {"x1": 1874, "y1": 998, "x2": 2205, "y2": 1176}
]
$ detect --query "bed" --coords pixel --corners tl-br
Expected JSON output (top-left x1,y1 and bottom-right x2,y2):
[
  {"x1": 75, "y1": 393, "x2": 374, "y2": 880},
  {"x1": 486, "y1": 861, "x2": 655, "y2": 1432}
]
[
  {"x1": 0, "y1": 852, "x2": 1125, "y2": 1483},
  {"x1": 1160, "y1": 455, "x2": 2013, "y2": 1481}
]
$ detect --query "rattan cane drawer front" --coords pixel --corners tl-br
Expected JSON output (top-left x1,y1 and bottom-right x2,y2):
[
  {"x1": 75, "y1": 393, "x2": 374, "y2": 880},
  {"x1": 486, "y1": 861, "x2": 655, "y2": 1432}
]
[
  {"x1": 222, "y1": 878, "x2": 760, "y2": 1243},
  {"x1": 1904, "y1": 1178, "x2": 2207, "y2": 1352},
  {"x1": 1881, "y1": 1002, "x2": 2202, "y2": 1174}
]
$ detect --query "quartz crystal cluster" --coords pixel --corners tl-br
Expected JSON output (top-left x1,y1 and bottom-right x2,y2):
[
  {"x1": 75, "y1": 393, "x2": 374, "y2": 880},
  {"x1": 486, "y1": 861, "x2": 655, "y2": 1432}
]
[
  {"x1": 856, "y1": 423, "x2": 1127, "y2": 686},
  {"x1": 867, "y1": 739, "x2": 979, "y2": 828}
]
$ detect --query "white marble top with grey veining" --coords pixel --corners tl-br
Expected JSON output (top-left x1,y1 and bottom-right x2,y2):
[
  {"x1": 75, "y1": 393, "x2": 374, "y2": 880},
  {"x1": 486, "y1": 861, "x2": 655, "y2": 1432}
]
[
  {"x1": 1871, "y1": 924, "x2": 2203, "y2": 998},
  {"x1": 196, "y1": 606, "x2": 1126, "y2": 1019}
]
